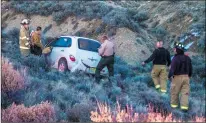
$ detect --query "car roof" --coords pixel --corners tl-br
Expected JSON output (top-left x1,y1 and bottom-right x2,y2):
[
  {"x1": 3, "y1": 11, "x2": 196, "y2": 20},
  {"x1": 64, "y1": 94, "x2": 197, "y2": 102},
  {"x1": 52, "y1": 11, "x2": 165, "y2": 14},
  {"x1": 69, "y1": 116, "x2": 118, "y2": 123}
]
[{"x1": 60, "y1": 36, "x2": 100, "y2": 43}]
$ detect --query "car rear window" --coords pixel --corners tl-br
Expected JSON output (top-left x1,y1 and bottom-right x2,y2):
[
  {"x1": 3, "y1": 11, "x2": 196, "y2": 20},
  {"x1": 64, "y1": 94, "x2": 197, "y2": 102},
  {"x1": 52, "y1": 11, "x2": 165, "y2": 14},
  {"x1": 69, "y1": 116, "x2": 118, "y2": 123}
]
[
  {"x1": 78, "y1": 38, "x2": 100, "y2": 52},
  {"x1": 51, "y1": 37, "x2": 72, "y2": 47}
]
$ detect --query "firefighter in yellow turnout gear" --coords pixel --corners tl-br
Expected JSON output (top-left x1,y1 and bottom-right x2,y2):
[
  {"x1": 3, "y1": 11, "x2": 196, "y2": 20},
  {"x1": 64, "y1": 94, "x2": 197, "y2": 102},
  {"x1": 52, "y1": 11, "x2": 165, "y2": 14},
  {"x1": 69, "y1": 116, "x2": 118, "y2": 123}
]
[
  {"x1": 19, "y1": 19, "x2": 30, "y2": 57},
  {"x1": 168, "y1": 42, "x2": 192, "y2": 112},
  {"x1": 142, "y1": 41, "x2": 171, "y2": 93}
]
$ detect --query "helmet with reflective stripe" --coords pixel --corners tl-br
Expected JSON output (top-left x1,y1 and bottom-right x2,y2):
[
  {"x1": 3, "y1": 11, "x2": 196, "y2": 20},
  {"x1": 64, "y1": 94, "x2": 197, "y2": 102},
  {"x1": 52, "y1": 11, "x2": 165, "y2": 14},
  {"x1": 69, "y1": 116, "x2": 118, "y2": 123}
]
[
  {"x1": 174, "y1": 42, "x2": 185, "y2": 51},
  {"x1": 21, "y1": 19, "x2": 30, "y2": 25}
]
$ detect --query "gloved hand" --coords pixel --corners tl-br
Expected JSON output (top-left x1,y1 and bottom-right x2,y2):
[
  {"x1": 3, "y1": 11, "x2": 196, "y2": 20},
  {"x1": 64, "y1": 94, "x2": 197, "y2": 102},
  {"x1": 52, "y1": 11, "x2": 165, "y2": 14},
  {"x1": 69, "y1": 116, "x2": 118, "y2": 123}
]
[{"x1": 25, "y1": 42, "x2": 29, "y2": 46}]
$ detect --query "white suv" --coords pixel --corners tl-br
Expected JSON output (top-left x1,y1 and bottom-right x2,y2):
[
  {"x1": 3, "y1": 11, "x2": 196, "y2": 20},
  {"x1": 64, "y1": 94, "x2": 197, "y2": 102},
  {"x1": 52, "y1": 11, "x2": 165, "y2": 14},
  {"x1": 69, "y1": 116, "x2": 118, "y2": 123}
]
[{"x1": 45, "y1": 36, "x2": 108, "y2": 75}]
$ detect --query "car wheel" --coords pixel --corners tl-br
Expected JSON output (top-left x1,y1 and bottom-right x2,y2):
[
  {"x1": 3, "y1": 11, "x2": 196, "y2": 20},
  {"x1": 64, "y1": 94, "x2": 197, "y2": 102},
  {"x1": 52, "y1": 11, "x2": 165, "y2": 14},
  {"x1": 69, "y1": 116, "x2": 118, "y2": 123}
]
[{"x1": 58, "y1": 59, "x2": 68, "y2": 72}]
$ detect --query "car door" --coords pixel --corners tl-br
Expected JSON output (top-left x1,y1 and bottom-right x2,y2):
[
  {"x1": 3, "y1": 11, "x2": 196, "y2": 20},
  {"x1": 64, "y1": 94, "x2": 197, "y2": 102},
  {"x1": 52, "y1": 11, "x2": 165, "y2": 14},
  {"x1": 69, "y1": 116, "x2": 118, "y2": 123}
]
[
  {"x1": 49, "y1": 37, "x2": 72, "y2": 68},
  {"x1": 76, "y1": 38, "x2": 101, "y2": 73}
]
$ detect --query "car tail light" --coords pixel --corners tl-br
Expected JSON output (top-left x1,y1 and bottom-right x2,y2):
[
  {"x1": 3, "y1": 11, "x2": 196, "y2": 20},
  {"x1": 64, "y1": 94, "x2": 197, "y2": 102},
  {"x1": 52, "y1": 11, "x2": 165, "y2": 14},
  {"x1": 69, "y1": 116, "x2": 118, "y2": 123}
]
[{"x1": 69, "y1": 55, "x2": 76, "y2": 62}]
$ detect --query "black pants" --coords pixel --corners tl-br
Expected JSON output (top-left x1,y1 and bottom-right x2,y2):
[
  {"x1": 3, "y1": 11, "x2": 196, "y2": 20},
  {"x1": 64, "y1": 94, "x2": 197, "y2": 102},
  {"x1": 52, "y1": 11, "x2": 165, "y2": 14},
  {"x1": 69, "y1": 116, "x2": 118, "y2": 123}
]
[
  {"x1": 95, "y1": 55, "x2": 114, "y2": 82},
  {"x1": 30, "y1": 45, "x2": 42, "y2": 56}
]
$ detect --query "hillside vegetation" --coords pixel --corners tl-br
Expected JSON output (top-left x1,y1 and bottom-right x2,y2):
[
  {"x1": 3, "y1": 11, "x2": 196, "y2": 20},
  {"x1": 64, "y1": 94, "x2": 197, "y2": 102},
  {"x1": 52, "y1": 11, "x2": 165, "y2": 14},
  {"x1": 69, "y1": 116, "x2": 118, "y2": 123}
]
[
  {"x1": 2, "y1": 1, "x2": 205, "y2": 64},
  {"x1": 1, "y1": 1, "x2": 205, "y2": 122}
]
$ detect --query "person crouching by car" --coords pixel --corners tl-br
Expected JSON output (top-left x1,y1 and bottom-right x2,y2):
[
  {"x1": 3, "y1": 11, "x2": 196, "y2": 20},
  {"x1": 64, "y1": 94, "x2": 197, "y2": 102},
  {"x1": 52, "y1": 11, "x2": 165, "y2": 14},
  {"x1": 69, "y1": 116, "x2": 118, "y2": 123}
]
[
  {"x1": 30, "y1": 26, "x2": 43, "y2": 56},
  {"x1": 95, "y1": 35, "x2": 115, "y2": 83}
]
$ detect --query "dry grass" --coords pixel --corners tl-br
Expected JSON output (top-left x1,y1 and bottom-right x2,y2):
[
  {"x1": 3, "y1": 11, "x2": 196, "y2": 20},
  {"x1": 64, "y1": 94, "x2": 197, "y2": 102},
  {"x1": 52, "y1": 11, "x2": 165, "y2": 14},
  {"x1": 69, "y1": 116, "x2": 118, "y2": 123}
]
[{"x1": 91, "y1": 101, "x2": 206, "y2": 122}]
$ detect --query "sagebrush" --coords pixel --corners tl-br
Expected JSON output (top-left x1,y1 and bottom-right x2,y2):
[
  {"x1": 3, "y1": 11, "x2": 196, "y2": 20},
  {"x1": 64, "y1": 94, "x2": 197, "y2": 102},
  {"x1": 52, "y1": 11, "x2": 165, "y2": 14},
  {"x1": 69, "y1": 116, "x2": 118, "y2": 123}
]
[
  {"x1": 1, "y1": 56, "x2": 26, "y2": 92},
  {"x1": 2, "y1": 101, "x2": 55, "y2": 122}
]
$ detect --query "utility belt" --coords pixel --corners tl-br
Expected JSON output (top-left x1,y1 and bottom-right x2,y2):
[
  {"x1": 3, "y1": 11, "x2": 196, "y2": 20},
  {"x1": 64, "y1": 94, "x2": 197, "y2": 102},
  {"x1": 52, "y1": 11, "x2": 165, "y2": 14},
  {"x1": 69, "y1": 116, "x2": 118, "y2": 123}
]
[{"x1": 102, "y1": 54, "x2": 114, "y2": 58}]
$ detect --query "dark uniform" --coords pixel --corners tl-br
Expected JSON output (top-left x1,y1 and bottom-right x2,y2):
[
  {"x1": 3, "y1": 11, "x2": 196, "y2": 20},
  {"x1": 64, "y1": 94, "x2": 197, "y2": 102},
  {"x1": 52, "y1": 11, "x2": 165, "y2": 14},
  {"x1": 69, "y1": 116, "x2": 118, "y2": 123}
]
[
  {"x1": 169, "y1": 42, "x2": 192, "y2": 111},
  {"x1": 95, "y1": 39, "x2": 115, "y2": 83},
  {"x1": 144, "y1": 47, "x2": 171, "y2": 93}
]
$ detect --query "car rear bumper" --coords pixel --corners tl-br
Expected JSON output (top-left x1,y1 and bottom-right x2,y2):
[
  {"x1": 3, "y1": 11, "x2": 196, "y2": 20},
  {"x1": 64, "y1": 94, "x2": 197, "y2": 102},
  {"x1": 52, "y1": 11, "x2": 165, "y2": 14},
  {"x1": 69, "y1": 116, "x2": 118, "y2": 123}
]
[{"x1": 84, "y1": 67, "x2": 108, "y2": 75}]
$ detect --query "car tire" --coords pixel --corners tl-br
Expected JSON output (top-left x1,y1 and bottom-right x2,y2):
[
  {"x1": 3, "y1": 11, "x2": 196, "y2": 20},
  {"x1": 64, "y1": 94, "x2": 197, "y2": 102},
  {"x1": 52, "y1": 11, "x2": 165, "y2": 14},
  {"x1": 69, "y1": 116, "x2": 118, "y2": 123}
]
[{"x1": 58, "y1": 58, "x2": 68, "y2": 72}]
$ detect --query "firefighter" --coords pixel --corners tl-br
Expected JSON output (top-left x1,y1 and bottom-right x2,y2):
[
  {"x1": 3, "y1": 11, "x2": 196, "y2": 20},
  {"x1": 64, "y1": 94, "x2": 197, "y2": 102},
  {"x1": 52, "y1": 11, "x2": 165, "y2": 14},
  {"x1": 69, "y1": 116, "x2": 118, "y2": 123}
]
[
  {"x1": 168, "y1": 42, "x2": 192, "y2": 112},
  {"x1": 19, "y1": 19, "x2": 31, "y2": 57},
  {"x1": 142, "y1": 41, "x2": 171, "y2": 93},
  {"x1": 95, "y1": 35, "x2": 115, "y2": 83},
  {"x1": 30, "y1": 26, "x2": 43, "y2": 56}
]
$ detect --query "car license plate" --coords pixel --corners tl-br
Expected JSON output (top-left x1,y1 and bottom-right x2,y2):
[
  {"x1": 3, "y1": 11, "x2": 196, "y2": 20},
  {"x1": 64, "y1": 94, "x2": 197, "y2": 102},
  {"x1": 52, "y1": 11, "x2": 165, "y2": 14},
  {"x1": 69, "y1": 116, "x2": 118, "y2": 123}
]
[{"x1": 90, "y1": 68, "x2": 96, "y2": 73}]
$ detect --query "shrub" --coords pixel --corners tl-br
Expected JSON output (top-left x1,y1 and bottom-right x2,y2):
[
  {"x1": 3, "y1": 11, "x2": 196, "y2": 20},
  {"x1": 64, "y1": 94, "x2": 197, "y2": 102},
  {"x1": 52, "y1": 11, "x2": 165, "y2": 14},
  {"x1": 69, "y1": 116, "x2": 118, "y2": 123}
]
[
  {"x1": 114, "y1": 57, "x2": 136, "y2": 79},
  {"x1": 107, "y1": 27, "x2": 116, "y2": 37},
  {"x1": 11, "y1": 1, "x2": 60, "y2": 16},
  {"x1": 75, "y1": 83, "x2": 91, "y2": 93},
  {"x1": 1, "y1": 28, "x2": 21, "y2": 63},
  {"x1": 10, "y1": 1, "x2": 146, "y2": 32},
  {"x1": 109, "y1": 86, "x2": 122, "y2": 102},
  {"x1": 52, "y1": 11, "x2": 67, "y2": 23},
  {"x1": 128, "y1": 20, "x2": 141, "y2": 32},
  {"x1": 95, "y1": 26, "x2": 104, "y2": 34},
  {"x1": 139, "y1": 22, "x2": 148, "y2": 28},
  {"x1": 22, "y1": 55, "x2": 47, "y2": 74},
  {"x1": 67, "y1": 103, "x2": 95, "y2": 122},
  {"x1": 133, "y1": 74, "x2": 153, "y2": 86},
  {"x1": 1, "y1": 57, "x2": 26, "y2": 92},
  {"x1": 133, "y1": 11, "x2": 149, "y2": 22},
  {"x1": 102, "y1": 9, "x2": 130, "y2": 27},
  {"x1": 1, "y1": 28, "x2": 19, "y2": 39},
  {"x1": 23, "y1": 77, "x2": 50, "y2": 106},
  {"x1": 85, "y1": 6, "x2": 95, "y2": 19},
  {"x1": 136, "y1": 37, "x2": 143, "y2": 44},
  {"x1": 74, "y1": 29, "x2": 86, "y2": 37},
  {"x1": 94, "y1": 89, "x2": 109, "y2": 103},
  {"x1": 134, "y1": 62, "x2": 152, "y2": 73},
  {"x1": 2, "y1": 101, "x2": 55, "y2": 122},
  {"x1": 191, "y1": 55, "x2": 205, "y2": 78},
  {"x1": 197, "y1": 33, "x2": 205, "y2": 52},
  {"x1": 115, "y1": 76, "x2": 130, "y2": 92},
  {"x1": 151, "y1": 26, "x2": 168, "y2": 39},
  {"x1": 189, "y1": 22, "x2": 205, "y2": 32}
]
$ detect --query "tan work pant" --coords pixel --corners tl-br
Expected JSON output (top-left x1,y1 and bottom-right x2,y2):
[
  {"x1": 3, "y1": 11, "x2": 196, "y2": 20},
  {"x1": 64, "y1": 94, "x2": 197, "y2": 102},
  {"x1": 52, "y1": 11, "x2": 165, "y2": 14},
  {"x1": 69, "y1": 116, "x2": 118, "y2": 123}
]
[
  {"x1": 170, "y1": 75, "x2": 190, "y2": 110},
  {"x1": 20, "y1": 48, "x2": 30, "y2": 57},
  {"x1": 151, "y1": 65, "x2": 167, "y2": 93}
]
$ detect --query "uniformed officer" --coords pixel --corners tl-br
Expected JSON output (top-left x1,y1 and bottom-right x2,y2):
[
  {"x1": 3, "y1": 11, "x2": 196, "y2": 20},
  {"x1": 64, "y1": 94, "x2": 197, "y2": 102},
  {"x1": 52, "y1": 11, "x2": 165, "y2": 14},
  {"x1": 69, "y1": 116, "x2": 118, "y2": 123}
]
[
  {"x1": 169, "y1": 42, "x2": 192, "y2": 112},
  {"x1": 142, "y1": 41, "x2": 171, "y2": 93},
  {"x1": 95, "y1": 35, "x2": 115, "y2": 83},
  {"x1": 19, "y1": 19, "x2": 30, "y2": 57}
]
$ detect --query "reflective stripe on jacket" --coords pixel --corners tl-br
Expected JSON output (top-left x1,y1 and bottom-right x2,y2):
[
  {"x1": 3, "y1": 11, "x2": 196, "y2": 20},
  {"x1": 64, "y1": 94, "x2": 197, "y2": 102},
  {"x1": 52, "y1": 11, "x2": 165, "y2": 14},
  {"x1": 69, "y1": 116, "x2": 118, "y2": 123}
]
[
  {"x1": 19, "y1": 26, "x2": 30, "y2": 48},
  {"x1": 20, "y1": 46, "x2": 30, "y2": 49}
]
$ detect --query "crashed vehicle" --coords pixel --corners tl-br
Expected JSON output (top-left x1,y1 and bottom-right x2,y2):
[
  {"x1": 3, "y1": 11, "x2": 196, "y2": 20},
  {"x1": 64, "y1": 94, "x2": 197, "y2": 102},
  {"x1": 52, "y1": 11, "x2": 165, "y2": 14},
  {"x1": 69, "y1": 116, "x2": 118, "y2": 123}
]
[{"x1": 44, "y1": 36, "x2": 108, "y2": 75}]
